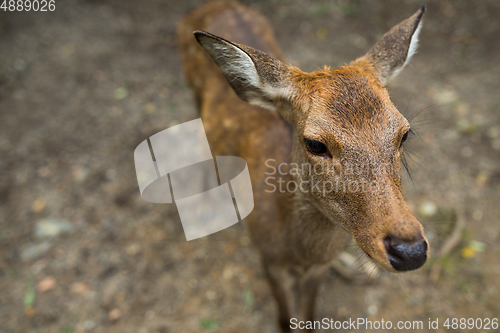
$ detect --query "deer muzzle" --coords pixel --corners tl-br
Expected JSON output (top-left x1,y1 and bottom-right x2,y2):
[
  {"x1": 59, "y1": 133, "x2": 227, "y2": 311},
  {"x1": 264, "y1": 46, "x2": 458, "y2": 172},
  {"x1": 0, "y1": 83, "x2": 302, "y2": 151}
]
[{"x1": 383, "y1": 234, "x2": 428, "y2": 271}]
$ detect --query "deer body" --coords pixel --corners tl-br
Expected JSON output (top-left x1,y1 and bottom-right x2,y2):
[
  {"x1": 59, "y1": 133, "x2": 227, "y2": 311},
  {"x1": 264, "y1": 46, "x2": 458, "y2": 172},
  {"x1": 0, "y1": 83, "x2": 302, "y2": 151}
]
[{"x1": 178, "y1": 2, "x2": 429, "y2": 332}]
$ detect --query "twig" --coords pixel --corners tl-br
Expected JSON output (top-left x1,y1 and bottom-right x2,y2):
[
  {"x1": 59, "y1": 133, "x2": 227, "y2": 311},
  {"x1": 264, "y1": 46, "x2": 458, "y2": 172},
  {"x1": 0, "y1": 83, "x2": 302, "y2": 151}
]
[{"x1": 429, "y1": 208, "x2": 467, "y2": 283}]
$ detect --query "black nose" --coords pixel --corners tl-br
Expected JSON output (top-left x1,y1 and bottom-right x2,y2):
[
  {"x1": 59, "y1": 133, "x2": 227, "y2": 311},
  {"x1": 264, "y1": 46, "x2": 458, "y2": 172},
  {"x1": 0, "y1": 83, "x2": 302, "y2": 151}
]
[{"x1": 384, "y1": 236, "x2": 428, "y2": 271}]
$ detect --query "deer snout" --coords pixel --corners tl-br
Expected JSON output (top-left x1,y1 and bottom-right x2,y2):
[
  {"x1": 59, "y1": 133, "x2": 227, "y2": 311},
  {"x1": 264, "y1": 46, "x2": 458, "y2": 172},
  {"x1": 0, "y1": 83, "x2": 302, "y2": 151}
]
[{"x1": 383, "y1": 235, "x2": 428, "y2": 271}]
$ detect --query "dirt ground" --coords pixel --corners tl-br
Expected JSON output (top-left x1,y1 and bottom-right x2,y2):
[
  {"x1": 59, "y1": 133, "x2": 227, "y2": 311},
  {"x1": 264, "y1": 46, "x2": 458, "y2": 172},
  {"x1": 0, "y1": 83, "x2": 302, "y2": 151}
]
[{"x1": 1, "y1": 0, "x2": 499, "y2": 332}]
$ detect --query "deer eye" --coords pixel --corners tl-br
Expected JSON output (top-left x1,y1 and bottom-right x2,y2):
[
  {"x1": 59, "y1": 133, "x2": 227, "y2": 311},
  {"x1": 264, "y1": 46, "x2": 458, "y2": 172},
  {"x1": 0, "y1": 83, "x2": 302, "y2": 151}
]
[
  {"x1": 305, "y1": 139, "x2": 328, "y2": 155},
  {"x1": 400, "y1": 131, "x2": 409, "y2": 148}
]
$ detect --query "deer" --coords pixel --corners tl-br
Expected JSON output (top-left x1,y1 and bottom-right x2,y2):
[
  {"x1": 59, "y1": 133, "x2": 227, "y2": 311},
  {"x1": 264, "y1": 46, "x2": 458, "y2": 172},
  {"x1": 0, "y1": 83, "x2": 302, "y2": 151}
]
[{"x1": 178, "y1": 1, "x2": 429, "y2": 332}]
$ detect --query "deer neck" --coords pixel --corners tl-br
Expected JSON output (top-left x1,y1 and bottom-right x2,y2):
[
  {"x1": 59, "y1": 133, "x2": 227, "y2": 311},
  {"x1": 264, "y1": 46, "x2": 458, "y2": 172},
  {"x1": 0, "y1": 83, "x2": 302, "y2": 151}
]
[{"x1": 291, "y1": 191, "x2": 350, "y2": 265}]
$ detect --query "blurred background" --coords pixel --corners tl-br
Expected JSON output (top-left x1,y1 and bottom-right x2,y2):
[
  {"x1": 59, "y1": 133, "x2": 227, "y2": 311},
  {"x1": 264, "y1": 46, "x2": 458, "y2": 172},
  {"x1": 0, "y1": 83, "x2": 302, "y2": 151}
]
[{"x1": 0, "y1": 0, "x2": 499, "y2": 332}]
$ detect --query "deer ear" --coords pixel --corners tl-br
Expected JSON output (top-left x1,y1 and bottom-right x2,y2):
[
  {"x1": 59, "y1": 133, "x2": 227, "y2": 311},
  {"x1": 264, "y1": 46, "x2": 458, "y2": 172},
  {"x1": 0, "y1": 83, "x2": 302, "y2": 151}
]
[
  {"x1": 363, "y1": 5, "x2": 426, "y2": 86},
  {"x1": 194, "y1": 30, "x2": 294, "y2": 112}
]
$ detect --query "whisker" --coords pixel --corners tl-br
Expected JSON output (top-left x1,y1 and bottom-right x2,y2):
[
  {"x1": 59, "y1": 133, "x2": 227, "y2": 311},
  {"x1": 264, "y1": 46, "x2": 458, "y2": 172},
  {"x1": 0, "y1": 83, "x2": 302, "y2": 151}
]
[
  {"x1": 409, "y1": 127, "x2": 423, "y2": 142},
  {"x1": 401, "y1": 154, "x2": 414, "y2": 184},
  {"x1": 377, "y1": 269, "x2": 386, "y2": 283},
  {"x1": 404, "y1": 93, "x2": 415, "y2": 115},
  {"x1": 404, "y1": 147, "x2": 426, "y2": 167},
  {"x1": 357, "y1": 258, "x2": 372, "y2": 274},
  {"x1": 411, "y1": 117, "x2": 443, "y2": 124},
  {"x1": 404, "y1": 149, "x2": 426, "y2": 170},
  {"x1": 368, "y1": 265, "x2": 377, "y2": 278},
  {"x1": 397, "y1": 274, "x2": 406, "y2": 289},
  {"x1": 412, "y1": 120, "x2": 443, "y2": 127},
  {"x1": 425, "y1": 220, "x2": 455, "y2": 224},
  {"x1": 405, "y1": 96, "x2": 428, "y2": 120},
  {"x1": 350, "y1": 251, "x2": 368, "y2": 271},
  {"x1": 407, "y1": 102, "x2": 439, "y2": 123}
]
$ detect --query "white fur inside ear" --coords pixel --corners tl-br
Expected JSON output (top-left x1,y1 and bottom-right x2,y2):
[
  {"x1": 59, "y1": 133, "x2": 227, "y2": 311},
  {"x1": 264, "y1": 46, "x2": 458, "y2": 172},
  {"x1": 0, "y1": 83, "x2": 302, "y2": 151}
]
[
  {"x1": 405, "y1": 22, "x2": 422, "y2": 67},
  {"x1": 389, "y1": 21, "x2": 422, "y2": 81},
  {"x1": 211, "y1": 42, "x2": 261, "y2": 88},
  {"x1": 207, "y1": 40, "x2": 293, "y2": 111}
]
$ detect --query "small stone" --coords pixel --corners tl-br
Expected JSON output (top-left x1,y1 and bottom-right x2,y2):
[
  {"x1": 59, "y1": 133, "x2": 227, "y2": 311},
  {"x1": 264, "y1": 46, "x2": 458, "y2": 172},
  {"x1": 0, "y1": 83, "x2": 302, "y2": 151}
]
[
  {"x1": 84, "y1": 320, "x2": 96, "y2": 330},
  {"x1": 242, "y1": 289, "x2": 254, "y2": 308},
  {"x1": 100, "y1": 275, "x2": 128, "y2": 309},
  {"x1": 114, "y1": 292, "x2": 125, "y2": 302},
  {"x1": 14, "y1": 58, "x2": 26, "y2": 71},
  {"x1": 367, "y1": 304, "x2": 378, "y2": 316},
  {"x1": 487, "y1": 126, "x2": 500, "y2": 139},
  {"x1": 71, "y1": 165, "x2": 89, "y2": 182},
  {"x1": 475, "y1": 171, "x2": 489, "y2": 188},
  {"x1": 316, "y1": 27, "x2": 327, "y2": 40},
  {"x1": 469, "y1": 240, "x2": 486, "y2": 252},
  {"x1": 145, "y1": 310, "x2": 155, "y2": 320},
  {"x1": 37, "y1": 276, "x2": 56, "y2": 293},
  {"x1": 70, "y1": 282, "x2": 89, "y2": 295},
  {"x1": 205, "y1": 290, "x2": 216, "y2": 300},
  {"x1": 428, "y1": 86, "x2": 457, "y2": 105},
  {"x1": 419, "y1": 201, "x2": 437, "y2": 217},
  {"x1": 31, "y1": 198, "x2": 46, "y2": 213},
  {"x1": 222, "y1": 265, "x2": 233, "y2": 280},
  {"x1": 25, "y1": 306, "x2": 35, "y2": 318},
  {"x1": 143, "y1": 103, "x2": 156, "y2": 114},
  {"x1": 108, "y1": 308, "x2": 122, "y2": 321},
  {"x1": 456, "y1": 119, "x2": 478, "y2": 135},
  {"x1": 34, "y1": 218, "x2": 73, "y2": 239},
  {"x1": 125, "y1": 243, "x2": 141, "y2": 256},
  {"x1": 21, "y1": 242, "x2": 52, "y2": 262},
  {"x1": 114, "y1": 87, "x2": 128, "y2": 100}
]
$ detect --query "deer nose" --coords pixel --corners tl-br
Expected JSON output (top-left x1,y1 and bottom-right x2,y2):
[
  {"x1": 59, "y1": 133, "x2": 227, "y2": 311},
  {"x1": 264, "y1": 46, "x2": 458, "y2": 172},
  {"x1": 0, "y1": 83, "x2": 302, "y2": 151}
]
[{"x1": 383, "y1": 236, "x2": 428, "y2": 271}]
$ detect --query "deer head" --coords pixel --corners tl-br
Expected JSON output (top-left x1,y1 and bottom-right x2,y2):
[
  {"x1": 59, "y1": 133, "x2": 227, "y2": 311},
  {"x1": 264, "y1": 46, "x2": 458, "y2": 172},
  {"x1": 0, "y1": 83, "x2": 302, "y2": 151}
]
[{"x1": 194, "y1": 6, "x2": 429, "y2": 272}]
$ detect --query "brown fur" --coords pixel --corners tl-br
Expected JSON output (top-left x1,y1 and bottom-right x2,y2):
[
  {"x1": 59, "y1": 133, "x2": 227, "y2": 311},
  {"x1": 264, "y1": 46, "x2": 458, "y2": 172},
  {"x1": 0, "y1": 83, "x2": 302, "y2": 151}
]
[{"x1": 178, "y1": 2, "x2": 428, "y2": 332}]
